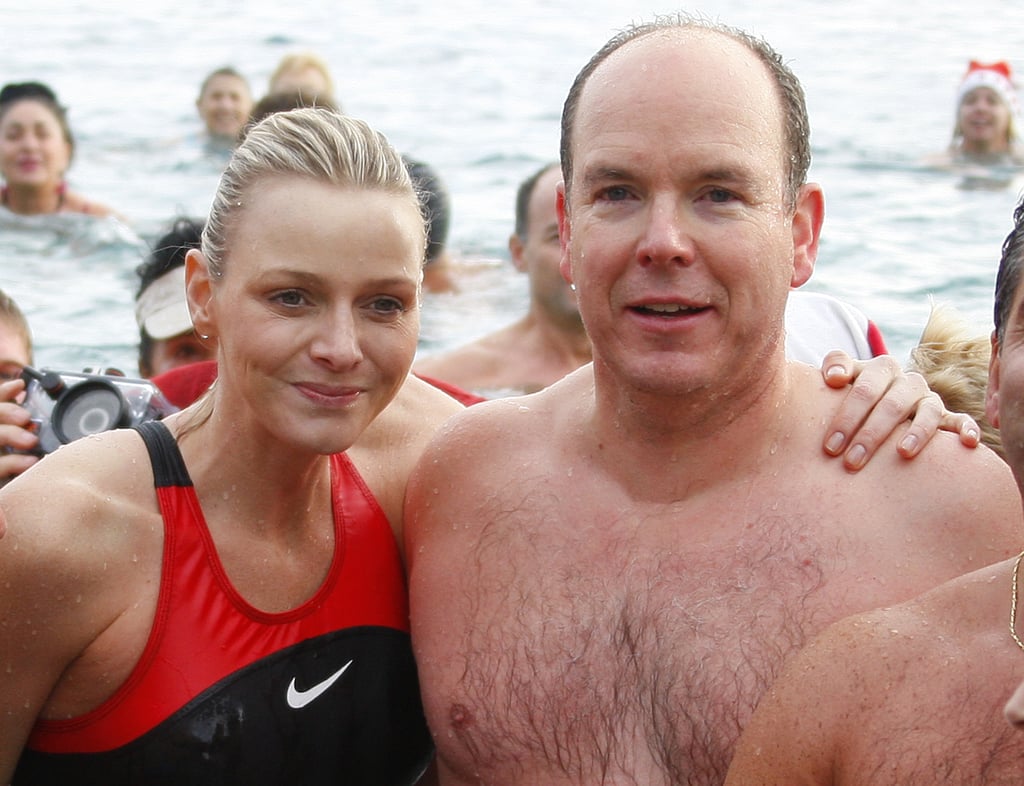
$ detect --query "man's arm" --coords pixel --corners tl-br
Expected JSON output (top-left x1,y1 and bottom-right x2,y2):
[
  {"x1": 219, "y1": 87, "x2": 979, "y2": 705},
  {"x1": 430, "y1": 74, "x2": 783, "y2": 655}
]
[
  {"x1": 822, "y1": 351, "x2": 980, "y2": 471},
  {"x1": 724, "y1": 620, "x2": 864, "y2": 786}
]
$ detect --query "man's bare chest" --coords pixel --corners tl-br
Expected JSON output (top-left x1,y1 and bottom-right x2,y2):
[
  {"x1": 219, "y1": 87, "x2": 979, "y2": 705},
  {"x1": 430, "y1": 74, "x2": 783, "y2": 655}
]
[{"x1": 430, "y1": 504, "x2": 850, "y2": 784}]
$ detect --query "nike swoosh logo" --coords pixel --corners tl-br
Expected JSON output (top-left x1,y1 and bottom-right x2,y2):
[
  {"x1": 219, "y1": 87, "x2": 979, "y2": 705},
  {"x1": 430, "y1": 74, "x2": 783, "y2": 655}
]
[{"x1": 286, "y1": 659, "x2": 354, "y2": 709}]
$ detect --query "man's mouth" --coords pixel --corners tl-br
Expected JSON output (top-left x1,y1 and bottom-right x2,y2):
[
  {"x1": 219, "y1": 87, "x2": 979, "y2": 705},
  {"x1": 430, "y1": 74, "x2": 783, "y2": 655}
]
[{"x1": 633, "y1": 303, "x2": 706, "y2": 316}]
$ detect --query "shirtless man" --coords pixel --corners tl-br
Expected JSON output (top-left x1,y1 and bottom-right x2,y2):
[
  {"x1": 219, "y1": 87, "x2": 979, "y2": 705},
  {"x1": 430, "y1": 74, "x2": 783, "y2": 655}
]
[
  {"x1": 404, "y1": 16, "x2": 1023, "y2": 785},
  {"x1": 724, "y1": 199, "x2": 1024, "y2": 785},
  {"x1": 415, "y1": 162, "x2": 590, "y2": 395}
]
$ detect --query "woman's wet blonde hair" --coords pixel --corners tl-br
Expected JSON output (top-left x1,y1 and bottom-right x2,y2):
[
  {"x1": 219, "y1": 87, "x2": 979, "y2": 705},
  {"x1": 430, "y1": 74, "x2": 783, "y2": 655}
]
[
  {"x1": 202, "y1": 107, "x2": 424, "y2": 276},
  {"x1": 909, "y1": 303, "x2": 1003, "y2": 459}
]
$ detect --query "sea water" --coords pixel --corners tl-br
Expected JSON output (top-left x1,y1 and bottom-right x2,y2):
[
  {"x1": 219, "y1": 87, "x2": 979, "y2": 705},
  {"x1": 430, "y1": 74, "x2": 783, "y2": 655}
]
[{"x1": 2, "y1": 0, "x2": 1024, "y2": 374}]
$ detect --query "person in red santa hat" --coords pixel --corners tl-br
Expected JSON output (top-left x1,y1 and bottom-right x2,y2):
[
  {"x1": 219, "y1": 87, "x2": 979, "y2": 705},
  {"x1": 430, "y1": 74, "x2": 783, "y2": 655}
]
[{"x1": 948, "y1": 60, "x2": 1023, "y2": 164}]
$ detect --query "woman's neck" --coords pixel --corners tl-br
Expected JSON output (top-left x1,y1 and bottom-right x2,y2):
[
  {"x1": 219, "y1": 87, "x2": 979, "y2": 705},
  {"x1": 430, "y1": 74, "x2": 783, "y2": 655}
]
[
  {"x1": 1, "y1": 181, "x2": 66, "y2": 215},
  {"x1": 959, "y1": 136, "x2": 1011, "y2": 158}
]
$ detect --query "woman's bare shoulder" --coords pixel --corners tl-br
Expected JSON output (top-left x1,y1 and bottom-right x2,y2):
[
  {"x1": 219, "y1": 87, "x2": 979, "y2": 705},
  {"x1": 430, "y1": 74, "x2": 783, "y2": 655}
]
[{"x1": 0, "y1": 428, "x2": 157, "y2": 551}]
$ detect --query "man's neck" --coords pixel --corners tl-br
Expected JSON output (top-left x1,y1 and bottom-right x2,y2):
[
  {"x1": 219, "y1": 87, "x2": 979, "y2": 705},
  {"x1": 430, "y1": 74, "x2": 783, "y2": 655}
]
[
  {"x1": 586, "y1": 355, "x2": 795, "y2": 496},
  {"x1": 524, "y1": 308, "x2": 592, "y2": 369}
]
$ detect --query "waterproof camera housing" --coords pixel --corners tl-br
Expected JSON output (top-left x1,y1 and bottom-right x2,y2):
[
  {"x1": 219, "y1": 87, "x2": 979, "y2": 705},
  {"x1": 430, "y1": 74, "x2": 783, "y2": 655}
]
[{"x1": 19, "y1": 366, "x2": 178, "y2": 455}]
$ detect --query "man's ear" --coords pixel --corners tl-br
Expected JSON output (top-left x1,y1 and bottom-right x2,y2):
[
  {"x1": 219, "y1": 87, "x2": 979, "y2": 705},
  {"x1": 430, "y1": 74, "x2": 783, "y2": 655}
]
[
  {"x1": 557, "y1": 182, "x2": 574, "y2": 286},
  {"x1": 186, "y1": 249, "x2": 216, "y2": 339},
  {"x1": 790, "y1": 183, "x2": 824, "y2": 288},
  {"x1": 508, "y1": 232, "x2": 527, "y2": 274},
  {"x1": 986, "y1": 330, "x2": 1002, "y2": 429}
]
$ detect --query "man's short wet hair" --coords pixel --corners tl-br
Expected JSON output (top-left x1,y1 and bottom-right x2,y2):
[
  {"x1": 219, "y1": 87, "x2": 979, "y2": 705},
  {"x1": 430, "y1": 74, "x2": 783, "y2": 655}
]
[{"x1": 994, "y1": 198, "x2": 1024, "y2": 347}]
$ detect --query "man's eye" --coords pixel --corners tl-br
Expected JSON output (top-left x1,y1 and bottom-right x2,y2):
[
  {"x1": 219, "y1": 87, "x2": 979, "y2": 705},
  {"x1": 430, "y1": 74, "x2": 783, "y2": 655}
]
[
  {"x1": 371, "y1": 297, "x2": 404, "y2": 314},
  {"x1": 273, "y1": 290, "x2": 306, "y2": 307},
  {"x1": 707, "y1": 188, "x2": 734, "y2": 203},
  {"x1": 601, "y1": 186, "x2": 631, "y2": 201}
]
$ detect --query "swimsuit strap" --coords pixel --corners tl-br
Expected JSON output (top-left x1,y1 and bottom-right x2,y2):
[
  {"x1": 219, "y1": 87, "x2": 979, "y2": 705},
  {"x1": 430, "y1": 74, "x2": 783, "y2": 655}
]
[{"x1": 134, "y1": 420, "x2": 193, "y2": 488}]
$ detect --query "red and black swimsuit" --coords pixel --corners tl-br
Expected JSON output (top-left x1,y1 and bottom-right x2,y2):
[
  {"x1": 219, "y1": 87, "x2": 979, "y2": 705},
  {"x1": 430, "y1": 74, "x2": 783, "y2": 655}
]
[{"x1": 14, "y1": 420, "x2": 432, "y2": 785}]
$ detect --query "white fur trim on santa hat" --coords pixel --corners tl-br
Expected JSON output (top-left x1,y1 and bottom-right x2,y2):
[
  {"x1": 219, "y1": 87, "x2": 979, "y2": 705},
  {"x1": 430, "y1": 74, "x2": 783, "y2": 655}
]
[{"x1": 958, "y1": 63, "x2": 1020, "y2": 115}]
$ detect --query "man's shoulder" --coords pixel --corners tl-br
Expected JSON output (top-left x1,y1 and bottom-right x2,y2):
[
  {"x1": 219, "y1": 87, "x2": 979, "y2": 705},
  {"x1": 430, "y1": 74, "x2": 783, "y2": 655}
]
[
  {"x1": 417, "y1": 374, "x2": 586, "y2": 464},
  {"x1": 808, "y1": 557, "x2": 1014, "y2": 690},
  {"x1": 413, "y1": 323, "x2": 530, "y2": 391}
]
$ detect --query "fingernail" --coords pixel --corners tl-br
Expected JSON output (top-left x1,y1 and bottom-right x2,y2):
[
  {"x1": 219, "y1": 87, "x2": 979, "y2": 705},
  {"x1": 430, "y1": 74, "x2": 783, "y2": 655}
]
[
  {"x1": 825, "y1": 365, "x2": 844, "y2": 380},
  {"x1": 899, "y1": 433, "x2": 919, "y2": 453},
  {"x1": 826, "y1": 432, "x2": 845, "y2": 453},
  {"x1": 847, "y1": 444, "x2": 867, "y2": 469},
  {"x1": 967, "y1": 428, "x2": 980, "y2": 443}
]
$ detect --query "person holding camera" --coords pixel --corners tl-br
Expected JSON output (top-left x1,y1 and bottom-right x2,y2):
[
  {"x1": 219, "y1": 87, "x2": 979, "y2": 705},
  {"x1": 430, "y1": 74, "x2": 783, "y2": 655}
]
[
  {"x1": 134, "y1": 216, "x2": 217, "y2": 380},
  {"x1": 0, "y1": 290, "x2": 36, "y2": 483}
]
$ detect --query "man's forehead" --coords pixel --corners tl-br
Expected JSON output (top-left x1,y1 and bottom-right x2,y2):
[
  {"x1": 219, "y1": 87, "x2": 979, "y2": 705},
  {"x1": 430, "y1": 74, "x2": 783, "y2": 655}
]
[
  {"x1": 569, "y1": 28, "x2": 785, "y2": 174},
  {"x1": 579, "y1": 31, "x2": 775, "y2": 125}
]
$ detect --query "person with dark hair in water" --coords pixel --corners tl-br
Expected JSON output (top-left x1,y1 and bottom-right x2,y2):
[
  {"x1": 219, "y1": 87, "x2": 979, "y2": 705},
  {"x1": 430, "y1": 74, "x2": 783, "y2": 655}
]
[
  {"x1": 134, "y1": 217, "x2": 217, "y2": 379},
  {"x1": 405, "y1": 155, "x2": 454, "y2": 291},
  {"x1": 0, "y1": 82, "x2": 115, "y2": 217}
]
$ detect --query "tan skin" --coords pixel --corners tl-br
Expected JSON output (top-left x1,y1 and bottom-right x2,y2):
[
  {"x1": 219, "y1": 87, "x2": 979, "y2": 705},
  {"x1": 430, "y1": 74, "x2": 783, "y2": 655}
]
[
  {"x1": 725, "y1": 241, "x2": 1024, "y2": 785},
  {"x1": 195, "y1": 72, "x2": 253, "y2": 141},
  {"x1": 140, "y1": 329, "x2": 217, "y2": 378},
  {"x1": 404, "y1": 29, "x2": 1023, "y2": 786},
  {"x1": 0, "y1": 325, "x2": 34, "y2": 481},
  {"x1": 724, "y1": 562, "x2": 1024, "y2": 786},
  {"x1": 415, "y1": 165, "x2": 591, "y2": 395},
  {"x1": 0, "y1": 175, "x2": 462, "y2": 781},
  {"x1": 957, "y1": 86, "x2": 1015, "y2": 157}
]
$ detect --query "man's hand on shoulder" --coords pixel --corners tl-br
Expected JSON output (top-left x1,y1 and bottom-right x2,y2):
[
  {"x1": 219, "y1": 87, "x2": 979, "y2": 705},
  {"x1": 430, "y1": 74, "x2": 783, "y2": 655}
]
[{"x1": 820, "y1": 351, "x2": 980, "y2": 472}]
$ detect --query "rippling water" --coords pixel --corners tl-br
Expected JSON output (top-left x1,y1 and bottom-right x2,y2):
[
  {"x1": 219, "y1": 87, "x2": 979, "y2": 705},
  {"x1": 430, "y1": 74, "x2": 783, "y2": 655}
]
[{"x1": 3, "y1": 0, "x2": 1024, "y2": 374}]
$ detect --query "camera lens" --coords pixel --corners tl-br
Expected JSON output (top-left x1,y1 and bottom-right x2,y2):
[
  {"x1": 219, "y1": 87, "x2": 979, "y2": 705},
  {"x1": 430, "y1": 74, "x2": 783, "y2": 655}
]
[{"x1": 51, "y1": 380, "x2": 131, "y2": 444}]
